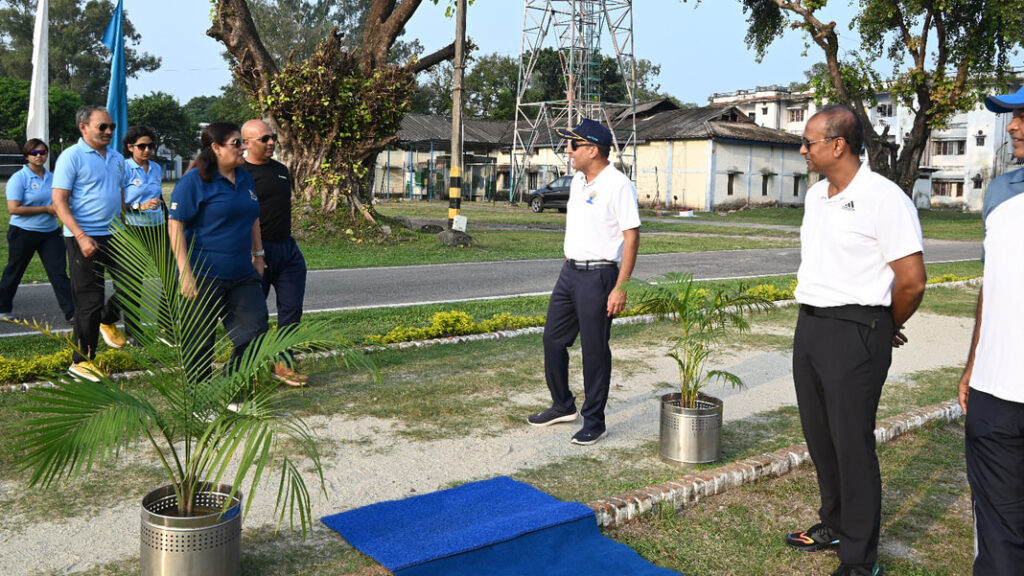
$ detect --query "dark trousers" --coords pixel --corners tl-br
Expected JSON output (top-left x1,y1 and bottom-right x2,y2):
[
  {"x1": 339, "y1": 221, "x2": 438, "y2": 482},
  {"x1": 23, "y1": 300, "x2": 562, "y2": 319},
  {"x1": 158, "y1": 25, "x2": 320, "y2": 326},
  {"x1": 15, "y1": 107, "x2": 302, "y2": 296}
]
[
  {"x1": 66, "y1": 235, "x2": 125, "y2": 363},
  {"x1": 0, "y1": 226, "x2": 74, "y2": 320},
  {"x1": 792, "y1": 307, "x2": 893, "y2": 568},
  {"x1": 965, "y1": 388, "x2": 1024, "y2": 576},
  {"x1": 542, "y1": 262, "x2": 617, "y2": 434},
  {"x1": 182, "y1": 272, "x2": 268, "y2": 388},
  {"x1": 116, "y1": 223, "x2": 173, "y2": 340},
  {"x1": 261, "y1": 236, "x2": 307, "y2": 328}
]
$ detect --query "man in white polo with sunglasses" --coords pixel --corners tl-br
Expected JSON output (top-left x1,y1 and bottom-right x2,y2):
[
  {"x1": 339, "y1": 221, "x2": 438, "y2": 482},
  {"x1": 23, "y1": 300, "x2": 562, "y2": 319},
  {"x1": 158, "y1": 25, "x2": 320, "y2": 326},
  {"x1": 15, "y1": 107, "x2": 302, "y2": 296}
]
[
  {"x1": 51, "y1": 104, "x2": 129, "y2": 382},
  {"x1": 785, "y1": 104, "x2": 925, "y2": 576},
  {"x1": 242, "y1": 119, "x2": 309, "y2": 387},
  {"x1": 527, "y1": 118, "x2": 640, "y2": 446}
]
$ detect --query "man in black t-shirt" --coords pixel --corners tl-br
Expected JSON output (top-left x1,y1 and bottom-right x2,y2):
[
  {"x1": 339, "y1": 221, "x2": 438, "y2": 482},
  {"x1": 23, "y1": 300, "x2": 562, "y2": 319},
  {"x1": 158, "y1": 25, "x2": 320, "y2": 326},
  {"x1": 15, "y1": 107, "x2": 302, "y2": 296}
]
[{"x1": 242, "y1": 119, "x2": 309, "y2": 387}]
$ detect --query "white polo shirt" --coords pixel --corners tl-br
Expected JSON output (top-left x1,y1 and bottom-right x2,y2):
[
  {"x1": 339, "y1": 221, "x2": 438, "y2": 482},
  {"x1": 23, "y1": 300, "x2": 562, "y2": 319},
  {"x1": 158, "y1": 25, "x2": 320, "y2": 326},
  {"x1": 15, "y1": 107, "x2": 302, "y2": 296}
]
[
  {"x1": 795, "y1": 163, "x2": 923, "y2": 307},
  {"x1": 563, "y1": 163, "x2": 641, "y2": 262},
  {"x1": 969, "y1": 168, "x2": 1024, "y2": 403}
]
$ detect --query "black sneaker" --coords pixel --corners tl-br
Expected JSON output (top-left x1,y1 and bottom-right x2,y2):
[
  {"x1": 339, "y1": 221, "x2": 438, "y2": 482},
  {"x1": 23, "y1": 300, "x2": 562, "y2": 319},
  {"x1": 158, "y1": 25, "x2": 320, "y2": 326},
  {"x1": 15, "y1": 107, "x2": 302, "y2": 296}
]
[
  {"x1": 832, "y1": 564, "x2": 883, "y2": 576},
  {"x1": 785, "y1": 522, "x2": 839, "y2": 552},
  {"x1": 527, "y1": 406, "x2": 579, "y2": 427},
  {"x1": 570, "y1": 428, "x2": 605, "y2": 446}
]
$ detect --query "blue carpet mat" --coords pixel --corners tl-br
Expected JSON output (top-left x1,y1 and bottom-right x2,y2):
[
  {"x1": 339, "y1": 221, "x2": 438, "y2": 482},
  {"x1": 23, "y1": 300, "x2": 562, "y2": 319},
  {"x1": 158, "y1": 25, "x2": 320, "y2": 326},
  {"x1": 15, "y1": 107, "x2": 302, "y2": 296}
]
[{"x1": 321, "y1": 476, "x2": 681, "y2": 575}]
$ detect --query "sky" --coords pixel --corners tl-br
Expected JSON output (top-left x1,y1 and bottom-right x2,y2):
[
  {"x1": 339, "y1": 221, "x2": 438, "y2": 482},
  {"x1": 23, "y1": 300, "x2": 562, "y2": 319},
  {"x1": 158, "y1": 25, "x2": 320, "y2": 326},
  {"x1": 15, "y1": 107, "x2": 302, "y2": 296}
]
[{"x1": 126, "y1": 0, "x2": 871, "y2": 106}]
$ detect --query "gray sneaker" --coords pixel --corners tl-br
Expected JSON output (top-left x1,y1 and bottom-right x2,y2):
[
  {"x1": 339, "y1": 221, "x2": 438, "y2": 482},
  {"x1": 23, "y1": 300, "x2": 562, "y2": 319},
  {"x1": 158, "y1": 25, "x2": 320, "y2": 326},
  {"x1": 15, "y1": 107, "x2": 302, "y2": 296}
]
[{"x1": 527, "y1": 406, "x2": 579, "y2": 427}]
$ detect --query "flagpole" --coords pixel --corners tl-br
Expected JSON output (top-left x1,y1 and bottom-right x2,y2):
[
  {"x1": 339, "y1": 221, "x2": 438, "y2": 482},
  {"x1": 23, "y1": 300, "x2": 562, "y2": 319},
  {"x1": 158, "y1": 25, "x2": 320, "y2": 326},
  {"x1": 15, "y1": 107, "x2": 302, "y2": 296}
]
[
  {"x1": 103, "y1": 0, "x2": 127, "y2": 153},
  {"x1": 26, "y1": 0, "x2": 49, "y2": 143}
]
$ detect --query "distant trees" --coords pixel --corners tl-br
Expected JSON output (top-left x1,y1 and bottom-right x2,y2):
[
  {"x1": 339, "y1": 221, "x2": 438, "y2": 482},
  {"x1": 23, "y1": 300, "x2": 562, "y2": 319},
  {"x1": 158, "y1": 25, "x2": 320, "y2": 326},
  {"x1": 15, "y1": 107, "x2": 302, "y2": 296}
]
[
  {"x1": 127, "y1": 92, "x2": 195, "y2": 158},
  {"x1": 0, "y1": 76, "x2": 82, "y2": 145},
  {"x1": 0, "y1": 0, "x2": 160, "y2": 105}
]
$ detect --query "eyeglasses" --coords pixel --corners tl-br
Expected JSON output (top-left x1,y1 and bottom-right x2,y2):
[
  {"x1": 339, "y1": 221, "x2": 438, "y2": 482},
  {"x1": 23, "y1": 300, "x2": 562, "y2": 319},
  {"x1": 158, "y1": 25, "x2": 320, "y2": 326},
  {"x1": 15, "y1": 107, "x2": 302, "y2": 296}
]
[
  {"x1": 801, "y1": 136, "x2": 838, "y2": 148},
  {"x1": 250, "y1": 133, "x2": 276, "y2": 144},
  {"x1": 132, "y1": 143, "x2": 155, "y2": 151},
  {"x1": 227, "y1": 138, "x2": 243, "y2": 149},
  {"x1": 26, "y1": 149, "x2": 48, "y2": 157},
  {"x1": 569, "y1": 140, "x2": 596, "y2": 151},
  {"x1": 97, "y1": 122, "x2": 116, "y2": 133}
]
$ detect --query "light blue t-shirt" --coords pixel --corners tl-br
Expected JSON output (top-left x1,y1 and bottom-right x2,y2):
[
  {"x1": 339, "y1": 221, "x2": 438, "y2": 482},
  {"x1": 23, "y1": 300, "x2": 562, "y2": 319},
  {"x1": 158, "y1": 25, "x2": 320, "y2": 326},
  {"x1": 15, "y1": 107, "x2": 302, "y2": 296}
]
[
  {"x1": 52, "y1": 138, "x2": 126, "y2": 237},
  {"x1": 123, "y1": 159, "x2": 165, "y2": 227},
  {"x1": 5, "y1": 165, "x2": 58, "y2": 232}
]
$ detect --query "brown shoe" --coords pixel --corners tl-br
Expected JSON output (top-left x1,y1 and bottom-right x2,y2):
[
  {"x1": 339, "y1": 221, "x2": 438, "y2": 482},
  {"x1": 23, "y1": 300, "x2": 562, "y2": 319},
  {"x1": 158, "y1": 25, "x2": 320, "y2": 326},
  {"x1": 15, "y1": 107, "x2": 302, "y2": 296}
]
[{"x1": 271, "y1": 363, "x2": 308, "y2": 387}]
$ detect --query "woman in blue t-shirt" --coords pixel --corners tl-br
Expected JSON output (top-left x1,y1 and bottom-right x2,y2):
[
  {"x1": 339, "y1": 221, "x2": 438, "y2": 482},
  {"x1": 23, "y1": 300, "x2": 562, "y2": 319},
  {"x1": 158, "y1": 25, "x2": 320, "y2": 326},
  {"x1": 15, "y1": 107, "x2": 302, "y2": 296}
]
[
  {"x1": 0, "y1": 139, "x2": 74, "y2": 322},
  {"x1": 119, "y1": 125, "x2": 172, "y2": 343},
  {"x1": 169, "y1": 122, "x2": 267, "y2": 401}
]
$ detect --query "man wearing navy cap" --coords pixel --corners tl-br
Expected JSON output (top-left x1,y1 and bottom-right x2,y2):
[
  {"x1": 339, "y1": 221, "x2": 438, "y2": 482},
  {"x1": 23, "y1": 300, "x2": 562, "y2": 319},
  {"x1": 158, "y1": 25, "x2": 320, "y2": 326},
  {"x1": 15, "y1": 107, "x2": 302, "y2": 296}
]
[
  {"x1": 959, "y1": 85, "x2": 1024, "y2": 576},
  {"x1": 526, "y1": 118, "x2": 640, "y2": 446}
]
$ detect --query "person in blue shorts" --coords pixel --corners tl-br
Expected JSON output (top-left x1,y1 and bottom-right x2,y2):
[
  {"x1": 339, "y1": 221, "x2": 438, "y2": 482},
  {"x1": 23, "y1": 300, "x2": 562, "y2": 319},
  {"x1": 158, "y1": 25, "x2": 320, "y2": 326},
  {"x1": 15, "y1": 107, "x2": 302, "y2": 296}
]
[
  {"x1": 119, "y1": 125, "x2": 172, "y2": 343},
  {"x1": 169, "y1": 122, "x2": 267, "y2": 410},
  {"x1": 0, "y1": 139, "x2": 74, "y2": 323},
  {"x1": 51, "y1": 104, "x2": 129, "y2": 382}
]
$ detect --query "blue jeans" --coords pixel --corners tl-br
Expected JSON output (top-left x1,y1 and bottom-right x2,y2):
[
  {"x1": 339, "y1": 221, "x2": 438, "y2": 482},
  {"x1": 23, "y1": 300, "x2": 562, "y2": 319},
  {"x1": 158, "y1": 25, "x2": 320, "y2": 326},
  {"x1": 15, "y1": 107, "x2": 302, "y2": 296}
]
[{"x1": 261, "y1": 237, "x2": 306, "y2": 363}]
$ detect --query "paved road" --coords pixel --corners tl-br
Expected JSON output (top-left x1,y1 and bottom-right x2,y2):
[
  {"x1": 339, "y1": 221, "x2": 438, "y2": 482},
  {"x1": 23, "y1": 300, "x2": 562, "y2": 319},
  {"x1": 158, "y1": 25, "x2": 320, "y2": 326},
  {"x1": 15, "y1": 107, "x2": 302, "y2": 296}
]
[{"x1": 0, "y1": 238, "x2": 980, "y2": 337}]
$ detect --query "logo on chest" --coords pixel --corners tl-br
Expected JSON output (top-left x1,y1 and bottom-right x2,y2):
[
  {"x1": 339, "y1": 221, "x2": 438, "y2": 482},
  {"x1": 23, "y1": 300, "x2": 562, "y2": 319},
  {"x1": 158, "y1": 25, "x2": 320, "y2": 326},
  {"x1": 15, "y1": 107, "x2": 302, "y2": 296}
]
[
  {"x1": 841, "y1": 200, "x2": 855, "y2": 212},
  {"x1": 586, "y1": 191, "x2": 598, "y2": 204}
]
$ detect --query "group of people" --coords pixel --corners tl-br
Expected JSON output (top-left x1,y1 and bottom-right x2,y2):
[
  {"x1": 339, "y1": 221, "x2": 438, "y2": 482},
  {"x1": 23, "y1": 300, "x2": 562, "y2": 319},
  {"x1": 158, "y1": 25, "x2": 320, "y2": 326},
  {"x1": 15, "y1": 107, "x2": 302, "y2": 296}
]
[
  {"x1": 533, "y1": 90, "x2": 1023, "y2": 576},
  {"x1": 1, "y1": 104, "x2": 309, "y2": 391}
]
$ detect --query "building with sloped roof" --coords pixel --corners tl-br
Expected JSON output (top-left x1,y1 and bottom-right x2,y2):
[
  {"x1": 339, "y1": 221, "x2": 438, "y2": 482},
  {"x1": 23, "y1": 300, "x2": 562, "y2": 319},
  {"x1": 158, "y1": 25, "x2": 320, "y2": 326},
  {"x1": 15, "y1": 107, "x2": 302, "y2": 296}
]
[{"x1": 372, "y1": 100, "x2": 809, "y2": 210}]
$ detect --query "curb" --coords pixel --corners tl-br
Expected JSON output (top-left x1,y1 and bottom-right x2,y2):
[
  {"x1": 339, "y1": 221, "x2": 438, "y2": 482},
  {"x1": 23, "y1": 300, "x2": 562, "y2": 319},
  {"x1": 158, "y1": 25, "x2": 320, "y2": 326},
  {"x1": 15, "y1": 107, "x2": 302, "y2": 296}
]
[{"x1": 587, "y1": 399, "x2": 964, "y2": 528}]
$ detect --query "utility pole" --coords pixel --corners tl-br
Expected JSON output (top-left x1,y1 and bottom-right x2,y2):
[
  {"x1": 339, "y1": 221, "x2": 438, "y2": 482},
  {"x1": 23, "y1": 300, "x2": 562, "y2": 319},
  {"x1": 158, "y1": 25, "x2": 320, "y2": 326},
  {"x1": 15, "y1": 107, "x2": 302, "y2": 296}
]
[
  {"x1": 439, "y1": 0, "x2": 473, "y2": 246},
  {"x1": 448, "y1": 0, "x2": 467, "y2": 230}
]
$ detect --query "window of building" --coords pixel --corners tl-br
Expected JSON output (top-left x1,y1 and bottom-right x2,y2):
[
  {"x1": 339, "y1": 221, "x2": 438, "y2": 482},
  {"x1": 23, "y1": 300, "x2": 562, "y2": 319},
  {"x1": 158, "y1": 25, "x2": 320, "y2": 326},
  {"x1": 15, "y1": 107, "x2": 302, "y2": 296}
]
[
  {"x1": 761, "y1": 106, "x2": 768, "y2": 116},
  {"x1": 976, "y1": 135, "x2": 986, "y2": 146},
  {"x1": 876, "y1": 103, "x2": 894, "y2": 117},
  {"x1": 793, "y1": 176, "x2": 800, "y2": 197},
  {"x1": 933, "y1": 181, "x2": 964, "y2": 197},
  {"x1": 788, "y1": 109, "x2": 805, "y2": 123},
  {"x1": 932, "y1": 140, "x2": 966, "y2": 156},
  {"x1": 761, "y1": 175, "x2": 770, "y2": 196},
  {"x1": 749, "y1": 112, "x2": 756, "y2": 123},
  {"x1": 727, "y1": 173, "x2": 735, "y2": 196}
]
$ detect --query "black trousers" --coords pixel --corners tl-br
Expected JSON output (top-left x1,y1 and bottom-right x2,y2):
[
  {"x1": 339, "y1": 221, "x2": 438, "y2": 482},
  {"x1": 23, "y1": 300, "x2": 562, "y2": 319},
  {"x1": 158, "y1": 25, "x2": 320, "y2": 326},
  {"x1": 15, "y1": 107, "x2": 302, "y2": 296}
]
[
  {"x1": 792, "y1": 306, "x2": 893, "y2": 568},
  {"x1": 65, "y1": 235, "x2": 125, "y2": 363},
  {"x1": 0, "y1": 226, "x2": 74, "y2": 320},
  {"x1": 116, "y1": 223, "x2": 173, "y2": 341},
  {"x1": 182, "y1": 272, "x2": 268, "y2": 389},
  {"x1": 542, "y1": 261, "x2": 617, "y2": 434},
  {"x1": 965, "y1": 388, "x2": 1024, "y2": 576},
  {"x1": 261, "y1": 236, "x2": 307, "y2": 329}
]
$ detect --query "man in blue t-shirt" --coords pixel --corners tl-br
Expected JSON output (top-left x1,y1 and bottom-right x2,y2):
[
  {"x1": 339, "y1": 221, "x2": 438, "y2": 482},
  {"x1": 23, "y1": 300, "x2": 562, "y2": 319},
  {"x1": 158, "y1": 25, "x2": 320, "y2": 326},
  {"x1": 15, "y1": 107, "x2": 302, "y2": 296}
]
[
  {"x1": 51, "y1": 104, "x2": 129, "y2": 382},
  {"x1": 958, "y1": 86, "x2": 1024, "y2": 576}
]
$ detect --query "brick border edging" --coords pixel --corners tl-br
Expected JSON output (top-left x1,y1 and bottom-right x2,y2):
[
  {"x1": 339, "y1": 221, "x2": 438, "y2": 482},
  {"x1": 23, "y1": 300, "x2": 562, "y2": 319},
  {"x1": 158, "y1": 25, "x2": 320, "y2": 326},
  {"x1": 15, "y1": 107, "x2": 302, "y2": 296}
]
[{"x1": 587, "y1": 399, "x2": 964, "y2": 528}]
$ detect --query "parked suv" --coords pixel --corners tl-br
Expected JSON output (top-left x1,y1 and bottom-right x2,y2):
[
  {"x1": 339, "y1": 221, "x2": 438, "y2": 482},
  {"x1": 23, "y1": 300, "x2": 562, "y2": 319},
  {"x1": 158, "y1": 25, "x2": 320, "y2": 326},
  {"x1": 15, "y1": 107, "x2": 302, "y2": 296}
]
[{"x1": 527, "y1": 175, "x2": 572, "y2": 213}]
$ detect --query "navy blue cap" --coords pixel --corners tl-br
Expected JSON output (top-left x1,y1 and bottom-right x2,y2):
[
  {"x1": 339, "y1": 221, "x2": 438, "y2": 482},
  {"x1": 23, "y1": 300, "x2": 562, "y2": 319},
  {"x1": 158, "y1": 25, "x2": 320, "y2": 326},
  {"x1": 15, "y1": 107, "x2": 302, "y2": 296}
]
[
  {"x1": 555, "y1": 118, "x2": 612, "y2": 147},
  {"x1": 985, "y1": 85, "x2": 1024, "y2": 113}
]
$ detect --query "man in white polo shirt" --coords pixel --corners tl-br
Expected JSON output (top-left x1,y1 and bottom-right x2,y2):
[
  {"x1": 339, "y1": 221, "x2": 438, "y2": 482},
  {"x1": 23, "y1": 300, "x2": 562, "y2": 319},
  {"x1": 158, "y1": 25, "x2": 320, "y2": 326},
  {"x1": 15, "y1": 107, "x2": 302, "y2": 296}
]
[
  {"x1": 958, "y1": 86, "x2": 1024, "y2": 576},
  {"x1": 526, "y1": 118, "x2": 640, "y2": 446},
  {"x1": 784, "y1": 105, "x2": 926, "y2": 576}
]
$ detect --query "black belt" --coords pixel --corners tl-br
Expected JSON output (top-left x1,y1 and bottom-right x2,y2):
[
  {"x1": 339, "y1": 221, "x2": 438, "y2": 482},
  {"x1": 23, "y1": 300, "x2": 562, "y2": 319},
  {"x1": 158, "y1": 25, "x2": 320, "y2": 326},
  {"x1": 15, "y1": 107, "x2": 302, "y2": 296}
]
[
  {"x1": 567, "y1": 259, "x2": 618, "y2": 270},
  {"x1": 800, "y1": 304, "x2": 890, "y2": 329}
]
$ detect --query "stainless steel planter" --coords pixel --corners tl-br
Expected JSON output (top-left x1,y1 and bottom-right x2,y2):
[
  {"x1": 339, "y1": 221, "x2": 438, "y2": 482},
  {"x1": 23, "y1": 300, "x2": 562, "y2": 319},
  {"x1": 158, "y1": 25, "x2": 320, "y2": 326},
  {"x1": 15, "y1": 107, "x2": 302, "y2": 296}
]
[
  {"x1": 140, "y1": 482, "x2": 242, "y2": 576},
  {"x1": 658, "y1": 392, "x2": 724, "y2": 464}
]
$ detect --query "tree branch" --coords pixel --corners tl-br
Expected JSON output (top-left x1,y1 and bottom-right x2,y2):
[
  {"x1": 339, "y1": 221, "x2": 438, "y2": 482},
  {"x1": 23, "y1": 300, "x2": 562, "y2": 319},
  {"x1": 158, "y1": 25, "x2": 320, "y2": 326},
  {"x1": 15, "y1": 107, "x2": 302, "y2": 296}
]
[
  {"x1": 409, "y1": 42, "x2": 457, "y2": 74},
  {"x1": 207, "y1": 0, "x2": 279, "y2": 99}
]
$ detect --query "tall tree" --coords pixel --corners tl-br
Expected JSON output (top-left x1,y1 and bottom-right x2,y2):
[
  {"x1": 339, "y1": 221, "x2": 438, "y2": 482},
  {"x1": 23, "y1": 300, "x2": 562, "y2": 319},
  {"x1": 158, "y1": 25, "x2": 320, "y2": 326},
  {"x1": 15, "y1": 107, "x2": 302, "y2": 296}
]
[
  {"x1": 208, "y1": 0, "x2": 455, "y2": 227},
  {"x1": 0, "y1": 76, "x2": 82, "y2": 144},
  {"x1": 127, "y1": 92, "x2": 195, "y2": 158},
  {"x1": 0, "y1": 0, "x2": 160, "y2": 105},
  {"x1": 739, "y1": 0, "x2": 1024, "y2": 195}
]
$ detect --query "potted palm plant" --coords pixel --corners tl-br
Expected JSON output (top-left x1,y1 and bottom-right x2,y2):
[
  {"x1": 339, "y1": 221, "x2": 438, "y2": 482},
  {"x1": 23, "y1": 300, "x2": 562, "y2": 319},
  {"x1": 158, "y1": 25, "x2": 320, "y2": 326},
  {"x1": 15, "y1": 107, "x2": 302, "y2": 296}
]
[
  {"x1": 10, "y1": 223, "x2": 374, "y2": 575},
  {"x1": 632, "y1": 273, "x2": 774, "y2": 464}
]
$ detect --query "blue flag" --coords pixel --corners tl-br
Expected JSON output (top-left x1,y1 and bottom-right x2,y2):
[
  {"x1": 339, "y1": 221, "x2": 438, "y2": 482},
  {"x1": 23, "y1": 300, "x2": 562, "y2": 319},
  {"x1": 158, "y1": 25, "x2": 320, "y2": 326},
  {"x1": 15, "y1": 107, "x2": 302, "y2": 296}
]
[{"x1": 102, "y1": 0, "x2": 127, "y2": 153}]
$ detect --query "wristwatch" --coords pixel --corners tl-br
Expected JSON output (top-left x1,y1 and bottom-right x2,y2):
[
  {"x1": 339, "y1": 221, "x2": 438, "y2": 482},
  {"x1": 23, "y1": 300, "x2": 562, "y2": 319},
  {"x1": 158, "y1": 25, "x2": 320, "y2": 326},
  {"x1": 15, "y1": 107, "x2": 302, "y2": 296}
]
[
  {"x1": 252, "y1": 250, "x2": 265, "y2": 257},
  {"x1": 131, "y1": 202, "x2": 141, "y2": 210}
]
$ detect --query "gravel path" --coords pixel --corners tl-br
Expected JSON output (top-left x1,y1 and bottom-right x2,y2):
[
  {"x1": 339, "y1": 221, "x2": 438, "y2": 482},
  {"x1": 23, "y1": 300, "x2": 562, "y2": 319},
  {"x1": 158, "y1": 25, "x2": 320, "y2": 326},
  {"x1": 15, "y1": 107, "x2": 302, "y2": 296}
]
[{"x1": 0, "y1": 312, "x2": 974, "y2": 575}]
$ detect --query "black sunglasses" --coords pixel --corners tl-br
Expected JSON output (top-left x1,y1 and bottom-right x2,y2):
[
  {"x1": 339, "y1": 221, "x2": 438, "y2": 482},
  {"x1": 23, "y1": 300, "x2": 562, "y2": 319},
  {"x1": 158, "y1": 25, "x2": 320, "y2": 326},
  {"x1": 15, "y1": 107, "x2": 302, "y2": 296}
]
[
  {"x1": 252, "y1": 134, "x2": 276, "y2": 144},
  {"x1": 97, "y1": 122, "x2": 116, "y2": 132},
  {"x1": 26, "y1": 149, "x2": 49, "y2": 157},
  {"x1": 800, "y1": 136, "x2": 839, "y2": 148},
  {"x1": 226, "y1": 138, "x2": 243, "y2": 149},
  {"x1": 132, "y1": 143, "x2": 155, "y2": 151},
  {"x1": 570, "y1": 140, "x2": 596, "y2": 151}
]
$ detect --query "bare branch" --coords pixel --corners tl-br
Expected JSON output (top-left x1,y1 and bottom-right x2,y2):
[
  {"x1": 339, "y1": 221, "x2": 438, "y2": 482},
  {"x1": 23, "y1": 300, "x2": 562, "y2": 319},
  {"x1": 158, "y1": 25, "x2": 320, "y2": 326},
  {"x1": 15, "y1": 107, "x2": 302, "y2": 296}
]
[{"x1": 409, "y1": 42, "x2": 457, "y2": 74}]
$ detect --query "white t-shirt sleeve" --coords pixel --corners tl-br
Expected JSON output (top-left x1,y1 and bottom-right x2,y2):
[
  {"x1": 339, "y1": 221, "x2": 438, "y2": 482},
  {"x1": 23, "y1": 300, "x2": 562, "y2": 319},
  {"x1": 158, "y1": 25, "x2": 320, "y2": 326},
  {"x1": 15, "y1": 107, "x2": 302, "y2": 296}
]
[
  {"x1": 874, "y1": 187, "x2": 923, "y2": 263},
  {"x1": 615, "y1": 180, "x2": 641, "y2": 231}
]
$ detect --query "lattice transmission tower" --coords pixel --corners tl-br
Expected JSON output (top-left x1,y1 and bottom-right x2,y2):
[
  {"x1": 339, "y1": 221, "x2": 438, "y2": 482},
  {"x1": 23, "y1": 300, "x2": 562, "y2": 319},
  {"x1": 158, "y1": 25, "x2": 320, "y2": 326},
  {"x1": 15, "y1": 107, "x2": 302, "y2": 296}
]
[{"x1": 510, "y1": 0, "x2": 637, "y2": 203}]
